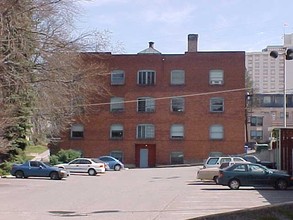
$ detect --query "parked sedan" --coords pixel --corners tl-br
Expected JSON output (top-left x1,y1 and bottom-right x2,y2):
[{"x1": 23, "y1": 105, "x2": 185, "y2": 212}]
[
  {"x1": 242, "y1": 155, "x2": 277, "y2": 169},
  {"x1": 10, "y1": 160, "x2": 68, "y2": 180},
  {"x1": 217, "y1": 163, "x2": 293, "y2": 190},
  {"x1": 98, "y1": 156, "x2": 124, "y2": 171},
  {"x1": 56, "y1": 158, "x2": 106, "y2": 176},
  {"x1": 197, "y1": 161, "x2": 250, "y2": 182}
]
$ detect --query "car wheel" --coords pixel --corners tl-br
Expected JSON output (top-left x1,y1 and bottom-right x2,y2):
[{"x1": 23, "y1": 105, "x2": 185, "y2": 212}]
[
  {"x1": 213, "y1": 176, "x2": 218, "y2": 183},
  {"x1": 88, "y1": 169, "x2": 97, "y2": 176},
  {"x1": 50, "y1": 172, "x2": 60, "y2": 180},
  {"x1": 275, "y1": 179, "x2": 288, "y2": 190},
  {"x1": 228, "y1": 179, "x2": 240, "y2": 190},
  {"x1": 15, "y1": 170, "x2": 24, "y2": 178},
  {"x1": 114, "y1": 164, "x2": 121, "y2": 171}
]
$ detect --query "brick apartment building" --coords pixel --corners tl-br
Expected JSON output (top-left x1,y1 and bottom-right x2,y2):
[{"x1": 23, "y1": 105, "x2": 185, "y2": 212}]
[{"x1": 56, "y1": 34, "x2": 246, "y2": 167}]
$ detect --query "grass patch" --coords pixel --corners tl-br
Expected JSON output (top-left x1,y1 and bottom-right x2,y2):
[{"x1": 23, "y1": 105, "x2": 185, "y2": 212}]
[{"x1": 25, "y1": 145, "x2": 48, "y2": 155}]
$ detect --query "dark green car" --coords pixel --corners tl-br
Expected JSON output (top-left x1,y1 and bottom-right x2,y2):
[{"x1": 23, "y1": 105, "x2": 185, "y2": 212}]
[{"x1": 217, "y1": 163, "x2": 293, "y2": 190}]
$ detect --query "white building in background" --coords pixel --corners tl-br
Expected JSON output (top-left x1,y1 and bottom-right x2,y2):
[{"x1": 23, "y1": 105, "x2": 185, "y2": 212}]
[{"x1": 245, "y1": 34, "x2": 293, "y2": 144}]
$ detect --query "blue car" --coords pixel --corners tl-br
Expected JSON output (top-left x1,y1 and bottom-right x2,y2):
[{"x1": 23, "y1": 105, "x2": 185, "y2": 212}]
[
  {"x1": 98, "y1": 156, "x2": 124, "y2": 171},
  {"x1": 10, "y1": 160, "x2": 68, "y2": 180}
]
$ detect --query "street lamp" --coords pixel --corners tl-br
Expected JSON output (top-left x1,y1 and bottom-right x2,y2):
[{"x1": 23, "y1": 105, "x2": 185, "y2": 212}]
[{"x1": 270, "y1": 48, "x2": 293, "y2": 127}]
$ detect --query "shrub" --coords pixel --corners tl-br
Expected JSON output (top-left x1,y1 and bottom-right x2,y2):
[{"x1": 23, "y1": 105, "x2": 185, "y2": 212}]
[
  {"x1": 50, "y1": 149, "x2": 81, "y2": 165},
  {"x1": 49, "y1": 155, "x2": 60, "y2": 165}
]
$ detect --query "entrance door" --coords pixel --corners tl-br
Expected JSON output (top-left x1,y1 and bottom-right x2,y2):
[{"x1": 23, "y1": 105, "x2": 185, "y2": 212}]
[
  {"x1": 135, "y1": 144, "x2": 156, "y2": 168},
  {"x1": 140, "y1": 148, "x2": 149, "y2": 168}
]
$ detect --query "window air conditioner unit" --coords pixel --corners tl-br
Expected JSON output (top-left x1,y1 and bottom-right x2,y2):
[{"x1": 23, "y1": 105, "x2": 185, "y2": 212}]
[{"x1": 211, "y1": 80, "x2": 223, "y2": 85}]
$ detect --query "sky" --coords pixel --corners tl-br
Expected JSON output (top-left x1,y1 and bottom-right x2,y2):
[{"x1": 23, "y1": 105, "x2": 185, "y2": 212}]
[{"x1": 75, "y1": 0, "x2": 293, "y2": 54}]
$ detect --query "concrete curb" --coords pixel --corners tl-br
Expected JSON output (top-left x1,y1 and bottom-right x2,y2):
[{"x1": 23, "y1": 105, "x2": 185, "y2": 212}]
[
  {"x1": 1, "y1": 175, "x2": 14, "y2": 179},
  {"x1": 189, "y1": 201, "x2": 293, "y2": 220}
]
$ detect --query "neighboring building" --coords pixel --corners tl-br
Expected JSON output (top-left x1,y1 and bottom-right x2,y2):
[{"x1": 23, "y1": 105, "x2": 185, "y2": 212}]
[
  {"x1": 246, "y1": 33, "x2": 293, "y2": 144},
  {"x1": 55, "y1": 34, "x2": 246, "y2": 167}
]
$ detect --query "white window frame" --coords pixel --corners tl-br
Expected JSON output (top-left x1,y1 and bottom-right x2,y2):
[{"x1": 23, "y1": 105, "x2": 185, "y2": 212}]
[
  {"x1": 170, "y1": 124, "x2": 184, "y2": 139},
  {"x1": 209, "y1": 124, "x2": 224, "y2": 140},
  {"x1": 171, "y1": 70, "x2": 185, "y2": 85},
  {"x1": 250, "y1": 116, "x2": 263, "y2": 126},
  {"x1": 110, "y1": 97, "x2": 125, "y2": 112},
  {"x1": 137, "y1": 70, "x2": 156, "y2": 85},
  {"x1": 71, "y1": 124, "x2": 84, "y2": 138},
  {"x1": 210, "y1": 97, "x2": 224, "y2": 112},
  {"x1": 111, "y1": 70, "x2": 125, "y2": 85},
  {"x1": 137, "y1": 97, "x2": 155, "y2": 112},
  {"x1": 171, "y1": 97, "x2": 185, "y2": 112},
  {"x1": 209, "y1": 69, "x2": 224, "y2": 85},
  {"x1": 250, "y1": 130, "x2": 263, "y2": 140},
  {"x1": 136, "y1": 124, "x2": 155, "y2": 139},
  {"x1": 110, "y1": 124, "x2": 123, "y2": 139}
]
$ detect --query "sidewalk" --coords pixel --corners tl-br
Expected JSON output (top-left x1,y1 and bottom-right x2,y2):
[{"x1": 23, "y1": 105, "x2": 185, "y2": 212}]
[{"x1": 30, "y1": 149, "x2": 50, "y2": 162}]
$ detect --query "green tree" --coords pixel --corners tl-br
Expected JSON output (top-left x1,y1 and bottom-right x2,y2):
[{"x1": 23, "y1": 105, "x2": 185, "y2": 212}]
[{"x1": 0, "y1": 0, "x2": 122, "y2": 158}]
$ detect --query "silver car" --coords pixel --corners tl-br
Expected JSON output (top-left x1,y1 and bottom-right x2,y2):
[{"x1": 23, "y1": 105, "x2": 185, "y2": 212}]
[{"x1": 56, "y1": 158, "x2": 106, "y2": 176}]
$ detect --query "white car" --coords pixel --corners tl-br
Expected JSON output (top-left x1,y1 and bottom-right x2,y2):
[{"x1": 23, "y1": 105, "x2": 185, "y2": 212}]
[
  {"x1": 56, "y1": 158, "x2": 106, "y2": 176},
  {"x1": 203, "y1": 156, "x2": 247, "y2": 169}
]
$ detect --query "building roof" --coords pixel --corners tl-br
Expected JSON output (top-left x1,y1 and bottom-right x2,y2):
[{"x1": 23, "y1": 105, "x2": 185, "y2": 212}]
[{"x1": 138, "y1": 42, "x2": 161, "y2": 54}]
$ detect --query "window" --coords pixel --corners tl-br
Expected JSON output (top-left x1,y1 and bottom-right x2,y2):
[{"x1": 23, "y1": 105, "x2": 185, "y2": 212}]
[
  {"x1": 250, "y1": 116, "x2": 263, "y2": 126},
  {"x1": 30, "y1": 161, "x2": 42, "y2": 167},
  {"x1": 249, "y1": 164, "x2": 265, "y2": 173},
  {"x1": 110, "y1": 151, "x2": 123, "y2": 162},
  {"x1": 110, "y1": 124, "x2": 123, "y2": 139},
  {"x1": 137, "y1": 97, "x2": 155, "y2": 112},
  {"x1": 263, "y1": 96, "x2": 271, "y2": 104},
  {"x1": 111, "y1": 70, "x2": 125, "y2": 85},
  {"x1": 71, "y1": 124, "x2": 84, "y2": 138},
  {"x1": 250, "y1": 130, "x2": 263, "y2": 140},
  {"x1": 170, "y1": 152, "x2": 184, "y2": 164},
  {"x1": 233, "y1": 164, "x2": 246, "y2": 172},
  {"x1": 170, "y1": 124, "x2": 184, "y2": 139},
  {"x1": 171, "y1": 97, "x2": 185, "y2": 112},
  {"x1": 136, "y1": 124, "x2": 155, "y2": 139},
  {"x1": 219, "y1": 158, "x2": 232, "y2": 164},
  {"x1": 110, "y1": 97, "x2": 124, "y2": 112},
  {"x1": 137, "y1": 70, "x2": 155, "y2": 85},
  {"x1": 210, "y1": 97, "x2": 224, "y2": 112},
  {"x1": 280, "y1": 112, "x2": 289, "y2": 119},
  {"x1": 209, "y1": 69, "x2": 224, "y2": 85},
  {"x1": 209, "y1": 124, "x2": 224, "y2": 140},
  {"x1": 171, "y1": 70, "x2": 185, "y2": 85}
]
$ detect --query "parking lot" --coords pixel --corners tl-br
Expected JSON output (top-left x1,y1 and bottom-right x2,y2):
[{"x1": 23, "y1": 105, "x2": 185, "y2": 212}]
[{"x1": 1, "y1": 166, "x2": 293, "y2": 220}]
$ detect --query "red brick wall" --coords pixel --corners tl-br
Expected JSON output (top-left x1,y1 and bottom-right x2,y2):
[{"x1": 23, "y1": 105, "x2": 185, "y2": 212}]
[{"x1": 57, "y1": 51, "x2": 246, "y2": 166}]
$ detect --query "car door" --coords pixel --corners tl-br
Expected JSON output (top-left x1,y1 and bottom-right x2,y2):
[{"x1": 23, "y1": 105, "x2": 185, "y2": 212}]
[
  {"x1": 28, "y1": 161, "x2": 50, "y2": 177},
  {"x1": 66, "y1": 159, "x2": 81, "y2": 173},
  {"x1": 247, "y1": 164, "x2": 269, "y2": 186},
  {"x1": 219, "y1": 158, "x2": 232, "y2": 166},
  {"x1": 79, "y1": 159, "x2": 92, "y2": 173},
  {"x1": 231, "y1": 164, "x2": 249, "y2": 185},
  {"x1": 101, "y1": 157, "x2": 114, "y2": 169}
]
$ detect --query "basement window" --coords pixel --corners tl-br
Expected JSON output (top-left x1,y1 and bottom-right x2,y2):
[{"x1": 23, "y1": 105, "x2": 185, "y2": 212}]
[{"x1": 170, "y1": 152, "x2": 184, "y2": 164}]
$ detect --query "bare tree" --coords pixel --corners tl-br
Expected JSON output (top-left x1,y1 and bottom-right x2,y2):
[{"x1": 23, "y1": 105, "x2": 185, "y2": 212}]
[{"x1": 0, "y1": 0, "x2": 117, "y2": 153}]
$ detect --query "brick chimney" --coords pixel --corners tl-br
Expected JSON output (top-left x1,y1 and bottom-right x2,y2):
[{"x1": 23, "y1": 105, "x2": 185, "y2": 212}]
[{"x1": 187, "y1": 34, "x2": 198, "y2": 52}]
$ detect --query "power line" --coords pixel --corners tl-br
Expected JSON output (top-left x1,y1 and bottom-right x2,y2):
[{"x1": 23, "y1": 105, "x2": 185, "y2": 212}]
[{"x1": 66, "y1": 87, "x2": 249, "y2": 109}]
